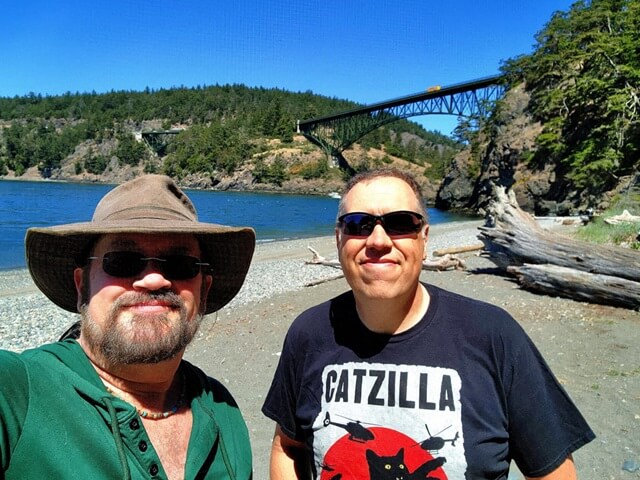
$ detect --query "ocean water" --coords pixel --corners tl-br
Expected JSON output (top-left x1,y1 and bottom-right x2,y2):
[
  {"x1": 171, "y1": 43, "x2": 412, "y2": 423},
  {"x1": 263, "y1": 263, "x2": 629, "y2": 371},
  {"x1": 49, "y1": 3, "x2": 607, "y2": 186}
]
[{"x1": 0, "y1": 179, "x2": 471, "y2": 270}]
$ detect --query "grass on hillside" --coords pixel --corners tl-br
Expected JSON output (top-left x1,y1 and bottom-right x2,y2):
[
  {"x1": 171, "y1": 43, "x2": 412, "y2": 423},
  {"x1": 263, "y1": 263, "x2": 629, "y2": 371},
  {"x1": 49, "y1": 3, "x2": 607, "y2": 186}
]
[{"x1": 575, "y1": 194, "x2": 640, "y2": 250}]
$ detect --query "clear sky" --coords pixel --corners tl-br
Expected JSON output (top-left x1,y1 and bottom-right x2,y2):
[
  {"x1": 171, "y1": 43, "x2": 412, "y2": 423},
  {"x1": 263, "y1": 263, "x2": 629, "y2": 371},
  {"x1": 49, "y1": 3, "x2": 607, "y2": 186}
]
[{"x1": 2, "y1": 0, "x2": 574, "y2": 135}]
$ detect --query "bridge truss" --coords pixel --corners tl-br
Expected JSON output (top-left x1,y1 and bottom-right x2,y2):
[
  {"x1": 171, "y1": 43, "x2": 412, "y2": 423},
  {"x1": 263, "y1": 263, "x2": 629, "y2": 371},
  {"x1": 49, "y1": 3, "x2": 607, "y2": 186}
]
[
  {"x1": 140, "y1": 129, "x2": 183, "y2": 156},
  {"x1": 297, "y1": 75, "x2": 505, "y2": 162}
]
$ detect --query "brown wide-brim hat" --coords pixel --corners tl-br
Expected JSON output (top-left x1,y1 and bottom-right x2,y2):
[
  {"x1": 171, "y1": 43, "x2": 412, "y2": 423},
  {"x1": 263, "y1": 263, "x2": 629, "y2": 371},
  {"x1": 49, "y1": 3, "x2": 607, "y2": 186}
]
[{"x1": 26, "y1": 175, "x2": 256, "y2": 315}]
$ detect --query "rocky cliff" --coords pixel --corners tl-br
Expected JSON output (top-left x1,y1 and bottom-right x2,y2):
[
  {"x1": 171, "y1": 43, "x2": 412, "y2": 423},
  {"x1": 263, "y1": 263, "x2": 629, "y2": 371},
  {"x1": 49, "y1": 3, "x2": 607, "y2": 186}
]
[{"x1": 435, "y1": 84, "x2": 636, "y2": 215}]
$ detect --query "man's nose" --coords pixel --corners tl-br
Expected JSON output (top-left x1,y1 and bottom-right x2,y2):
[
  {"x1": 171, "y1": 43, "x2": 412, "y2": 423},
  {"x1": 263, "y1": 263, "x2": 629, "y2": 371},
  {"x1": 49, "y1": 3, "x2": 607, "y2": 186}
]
[
  {"x1": 132, "y1": 262, "x2": 172, "y2": 290},
  {"x1": 366, "y1": 223, "x2": 393, "y2": 247}
]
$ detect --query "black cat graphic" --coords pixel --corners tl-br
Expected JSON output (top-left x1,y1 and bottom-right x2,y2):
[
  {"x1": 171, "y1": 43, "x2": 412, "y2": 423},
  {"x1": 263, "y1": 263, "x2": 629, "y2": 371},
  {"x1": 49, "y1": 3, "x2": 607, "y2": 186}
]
[{"x1": 366, "y1": 447, "x2": 446, "y2": 479}]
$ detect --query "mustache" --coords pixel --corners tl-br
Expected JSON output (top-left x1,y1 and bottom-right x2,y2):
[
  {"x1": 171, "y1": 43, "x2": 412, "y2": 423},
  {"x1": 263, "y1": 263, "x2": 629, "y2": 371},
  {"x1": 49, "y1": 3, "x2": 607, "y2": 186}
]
[{"x1": 113, "y1": 291, "x2": 184, "y2": 310}]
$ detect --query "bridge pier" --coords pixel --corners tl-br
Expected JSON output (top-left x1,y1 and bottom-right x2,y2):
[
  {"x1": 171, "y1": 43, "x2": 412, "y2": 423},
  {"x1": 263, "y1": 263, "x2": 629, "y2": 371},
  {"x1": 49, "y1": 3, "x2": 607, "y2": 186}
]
[{"x1": 332, "y1": 150, "x2": 354, "y2": 175}]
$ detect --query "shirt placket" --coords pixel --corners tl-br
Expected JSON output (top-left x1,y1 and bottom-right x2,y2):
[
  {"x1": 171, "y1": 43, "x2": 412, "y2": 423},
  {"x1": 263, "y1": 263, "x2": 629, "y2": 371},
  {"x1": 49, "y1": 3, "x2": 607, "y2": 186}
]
[{"x1": 119, "y1": 409, "x2": 166, "y2": 479}]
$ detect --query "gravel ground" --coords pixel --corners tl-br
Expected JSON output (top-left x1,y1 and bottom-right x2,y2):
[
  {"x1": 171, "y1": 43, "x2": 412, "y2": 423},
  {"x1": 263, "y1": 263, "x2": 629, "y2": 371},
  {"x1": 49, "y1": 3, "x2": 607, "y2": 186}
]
[
  {"x1": 1, "y1": 219, "x2": 638, "y2": 479},
  {"x1": 0, "y1": 220, "x2": 483, "y2": 352}
]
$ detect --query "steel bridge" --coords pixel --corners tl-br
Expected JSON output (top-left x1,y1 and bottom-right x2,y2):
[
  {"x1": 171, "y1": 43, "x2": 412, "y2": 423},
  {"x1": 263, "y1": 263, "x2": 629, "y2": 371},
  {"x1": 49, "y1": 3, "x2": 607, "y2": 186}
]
[
  {"x1": 140, "y1": 129, "x2": 183, "y2": 155},
  {"x1": 297, "y1": 74, "x2": 505, "y2": 168}
]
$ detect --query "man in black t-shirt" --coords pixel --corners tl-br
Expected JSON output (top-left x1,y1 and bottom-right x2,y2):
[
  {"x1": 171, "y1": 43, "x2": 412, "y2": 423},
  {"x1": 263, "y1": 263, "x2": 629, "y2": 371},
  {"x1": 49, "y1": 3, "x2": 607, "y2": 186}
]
[{"x1": 262, "y1": 168, "x2": 594, "y2": 479}]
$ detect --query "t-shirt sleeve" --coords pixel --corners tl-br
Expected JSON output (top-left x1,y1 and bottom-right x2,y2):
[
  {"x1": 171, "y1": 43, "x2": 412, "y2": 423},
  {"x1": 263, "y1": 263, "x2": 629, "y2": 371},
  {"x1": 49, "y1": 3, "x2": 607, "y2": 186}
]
[
  {"x1": 505, "y1": 332, "x2": 595, "y2": 477},
  {"x1": 261, "y1": 327, "x2": 305, "y2": 441},
  {"x1": 0, "y1": 350, "x2": 30, "y2": 471}
]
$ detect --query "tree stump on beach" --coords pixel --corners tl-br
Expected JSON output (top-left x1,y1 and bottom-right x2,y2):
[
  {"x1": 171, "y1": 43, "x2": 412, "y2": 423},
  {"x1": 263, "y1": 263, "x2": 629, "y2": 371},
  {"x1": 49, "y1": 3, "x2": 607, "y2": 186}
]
[{"x1": 478, "y1": 187, "x2": 640, "y2": 309}]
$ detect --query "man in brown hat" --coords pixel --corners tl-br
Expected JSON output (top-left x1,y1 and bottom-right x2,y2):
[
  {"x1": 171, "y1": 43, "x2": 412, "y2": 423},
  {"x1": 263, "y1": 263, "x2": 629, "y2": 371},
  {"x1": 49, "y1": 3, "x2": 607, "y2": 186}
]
[{"x1": 0, "y1": 175, "x2": 256, "y2": 479}]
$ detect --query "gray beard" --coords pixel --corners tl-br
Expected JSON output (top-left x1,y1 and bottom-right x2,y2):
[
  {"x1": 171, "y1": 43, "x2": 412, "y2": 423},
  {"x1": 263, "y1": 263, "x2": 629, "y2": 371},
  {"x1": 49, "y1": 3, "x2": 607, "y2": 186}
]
[{"x1": 79, "y1": 291, "x2": 202, "y2": 365}]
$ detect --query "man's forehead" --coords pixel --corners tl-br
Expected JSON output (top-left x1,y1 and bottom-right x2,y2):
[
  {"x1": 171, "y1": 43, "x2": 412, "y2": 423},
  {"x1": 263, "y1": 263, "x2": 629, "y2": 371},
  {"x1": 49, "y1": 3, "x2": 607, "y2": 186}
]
[{"x1": 344, "y1": 177, "x2": 420, "y2": 207}]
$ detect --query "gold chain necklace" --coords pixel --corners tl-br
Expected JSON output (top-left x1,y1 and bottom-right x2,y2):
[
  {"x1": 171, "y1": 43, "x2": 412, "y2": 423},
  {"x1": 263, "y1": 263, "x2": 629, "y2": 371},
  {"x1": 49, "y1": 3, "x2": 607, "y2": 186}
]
[{"x1": 105, "y1": 371, "x2": 187, "y2": 420}]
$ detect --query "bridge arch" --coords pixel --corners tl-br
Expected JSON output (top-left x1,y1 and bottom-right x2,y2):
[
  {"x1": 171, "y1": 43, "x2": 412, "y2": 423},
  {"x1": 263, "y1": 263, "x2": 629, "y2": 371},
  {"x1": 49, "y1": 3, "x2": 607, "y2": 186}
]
[{"x1": 297, "y1": 75, "x2": 505, "y2": 169}]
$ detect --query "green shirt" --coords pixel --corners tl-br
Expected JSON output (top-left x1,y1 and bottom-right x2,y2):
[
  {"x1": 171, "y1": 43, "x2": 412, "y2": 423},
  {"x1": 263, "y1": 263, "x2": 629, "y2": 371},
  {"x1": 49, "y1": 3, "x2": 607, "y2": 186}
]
[{"x1": 0, "y1": 340, "x2": 252, "y2": 479}]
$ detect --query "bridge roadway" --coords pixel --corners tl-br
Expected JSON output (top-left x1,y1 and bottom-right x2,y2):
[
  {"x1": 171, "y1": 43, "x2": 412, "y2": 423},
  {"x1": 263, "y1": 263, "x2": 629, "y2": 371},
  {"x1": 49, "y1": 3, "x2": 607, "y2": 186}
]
[{"x1": 297, "y1": 74, "x2": 506, "y2": 168}]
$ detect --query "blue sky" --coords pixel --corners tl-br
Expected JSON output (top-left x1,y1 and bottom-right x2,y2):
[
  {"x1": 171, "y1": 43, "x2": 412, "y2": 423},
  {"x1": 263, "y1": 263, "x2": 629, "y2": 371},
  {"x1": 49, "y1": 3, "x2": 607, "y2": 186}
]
[{"x1": 1, "y1": 0, "x2": 574, "y2": 135}]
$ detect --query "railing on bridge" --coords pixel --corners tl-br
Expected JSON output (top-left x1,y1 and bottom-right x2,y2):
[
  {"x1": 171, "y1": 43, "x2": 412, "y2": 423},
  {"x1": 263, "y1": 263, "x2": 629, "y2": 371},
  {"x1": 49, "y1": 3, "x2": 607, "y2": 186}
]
[{"x1": 297, "y1": 75, "x2": 506, "y2": 165}]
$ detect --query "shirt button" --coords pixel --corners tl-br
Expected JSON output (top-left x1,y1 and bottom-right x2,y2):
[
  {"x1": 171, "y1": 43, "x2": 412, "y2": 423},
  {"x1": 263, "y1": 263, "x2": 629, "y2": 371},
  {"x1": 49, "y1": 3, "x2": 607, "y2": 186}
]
[
  {"x1": 138, "y1": 440, "x2": 148, "y2": 452},
  {"x1": 129, "y1": 419, "x2": 140, "y2": 430},
  {"x1": 149, "y1": 464, "x2": 159, "y2": 476}
]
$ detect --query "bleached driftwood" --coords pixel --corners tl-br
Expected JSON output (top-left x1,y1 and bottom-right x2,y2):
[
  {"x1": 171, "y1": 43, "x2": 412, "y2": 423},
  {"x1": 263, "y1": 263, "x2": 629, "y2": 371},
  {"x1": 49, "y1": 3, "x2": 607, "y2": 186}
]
[
  {"x1": 604, "y1": 209, "x2": 640, "y2": 225},
  {"x1": 304, "y1": 274, "x2": 345, "y2": 287},
  {"x1": 433, "y1": 243, "x2": 483, "y2": 257},
  {"x1": 423, "y1": 254, "x2": 467, "y2": 271},
  {"x1": 479, "y1": 187, "x2": 640, "y2": 309},
  {"x1": 507, "y1": 264, "x2": 640, "y2": 310},
  {"x1": 305, "y1": 247, "x2": 342, "y2": 269},
  {"x1": 479, "y1": 187, "x2": 640, "y2": 281},
  {"x1": 305, "y1": 247, "x2": 466, "y2": 272}
]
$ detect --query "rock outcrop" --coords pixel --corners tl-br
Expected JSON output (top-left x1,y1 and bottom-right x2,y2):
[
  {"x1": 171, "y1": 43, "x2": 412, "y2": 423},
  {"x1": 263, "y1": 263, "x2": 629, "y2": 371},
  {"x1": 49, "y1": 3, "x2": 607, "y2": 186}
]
[{"x1": 435, "y1": 84, "x2": 633, "y2": 215}]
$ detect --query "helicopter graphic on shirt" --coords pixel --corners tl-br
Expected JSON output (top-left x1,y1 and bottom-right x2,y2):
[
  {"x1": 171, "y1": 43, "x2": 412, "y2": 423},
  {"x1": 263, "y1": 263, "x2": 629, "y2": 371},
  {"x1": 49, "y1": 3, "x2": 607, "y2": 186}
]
[
  {"x1": 323, "y1": 412, "x2": 376, "y2": 442},
  {"x1": 412, "y1": 423, "x2": 459, "y2": 454}
]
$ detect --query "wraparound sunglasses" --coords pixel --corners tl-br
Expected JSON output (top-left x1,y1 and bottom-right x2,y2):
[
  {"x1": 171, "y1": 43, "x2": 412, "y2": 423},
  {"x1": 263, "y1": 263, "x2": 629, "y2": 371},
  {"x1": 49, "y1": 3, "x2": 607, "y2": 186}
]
[
  {"x1": 337, "y1": 210, "x2": 425, "y2": 237},
  {"x1": 88, "y1": 252, "x2": 209, "y2": 280}
]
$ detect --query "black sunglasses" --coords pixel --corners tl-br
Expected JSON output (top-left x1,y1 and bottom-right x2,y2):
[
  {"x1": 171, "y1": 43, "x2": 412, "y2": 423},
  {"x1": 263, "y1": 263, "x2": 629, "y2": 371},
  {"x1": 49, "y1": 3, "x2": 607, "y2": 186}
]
[
  {"x1": 88, "y1": 252, "x2": 209, "y2": 280},
  {"x1": 337, "y1": 211, "x2": 425, "y2": 237}
]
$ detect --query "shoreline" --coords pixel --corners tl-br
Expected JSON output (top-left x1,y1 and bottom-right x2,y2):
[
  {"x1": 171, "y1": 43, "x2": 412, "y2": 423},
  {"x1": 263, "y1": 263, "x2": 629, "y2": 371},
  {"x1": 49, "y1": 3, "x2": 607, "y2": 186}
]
[{"x1": 0, "y1": 175, "x2": 334, "y2": 196}]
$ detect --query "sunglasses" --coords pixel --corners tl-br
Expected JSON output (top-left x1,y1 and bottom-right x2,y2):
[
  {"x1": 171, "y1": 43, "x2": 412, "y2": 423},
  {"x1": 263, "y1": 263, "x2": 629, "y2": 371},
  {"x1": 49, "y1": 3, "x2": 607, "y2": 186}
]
[
  {"x1": 88, "y1": 252, "x2": 209, "y2": 280},
  {"x1": 337, "y1": 210, "x2": 425, "y2": 237}
]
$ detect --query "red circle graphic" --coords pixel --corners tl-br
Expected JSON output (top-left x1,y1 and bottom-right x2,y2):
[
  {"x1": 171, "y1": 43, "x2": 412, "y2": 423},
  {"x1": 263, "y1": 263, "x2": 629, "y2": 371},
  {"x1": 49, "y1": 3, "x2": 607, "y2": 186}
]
[{"x1": 319, "y1": 427, "x2": 448, "y2": 479}]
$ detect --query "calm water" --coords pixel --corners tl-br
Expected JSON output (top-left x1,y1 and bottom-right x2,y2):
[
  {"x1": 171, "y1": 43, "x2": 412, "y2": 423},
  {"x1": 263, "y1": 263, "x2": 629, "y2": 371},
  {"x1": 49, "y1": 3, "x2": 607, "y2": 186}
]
[{"x1": 0, "y1": 179, "x2": 470, "y2": 270}]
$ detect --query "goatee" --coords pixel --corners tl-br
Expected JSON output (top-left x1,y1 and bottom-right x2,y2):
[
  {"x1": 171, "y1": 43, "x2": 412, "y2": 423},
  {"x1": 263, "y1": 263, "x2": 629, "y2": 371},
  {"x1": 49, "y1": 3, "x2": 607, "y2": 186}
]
[{"x1": 80, "y1": 291, "x2": 202, "y2": 365}]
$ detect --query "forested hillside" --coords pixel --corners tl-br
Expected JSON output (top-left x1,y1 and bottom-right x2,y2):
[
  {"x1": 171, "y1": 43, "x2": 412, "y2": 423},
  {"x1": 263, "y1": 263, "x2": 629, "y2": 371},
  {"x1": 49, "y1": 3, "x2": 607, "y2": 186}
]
[
  {"x1": 502, "y1": 0, "x2": 638, "y2": 192},
  {"x1": 0, "y1": 84, "x2": 460, "y2": 195}
]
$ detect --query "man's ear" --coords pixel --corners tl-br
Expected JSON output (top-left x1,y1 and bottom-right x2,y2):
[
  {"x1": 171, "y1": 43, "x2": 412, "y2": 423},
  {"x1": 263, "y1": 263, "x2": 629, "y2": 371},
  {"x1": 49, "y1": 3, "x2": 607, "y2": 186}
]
[
  {"x1": 335, "y1": 227, "x2": 344, "y2": 262},
  {"x1": 204, "y1": 274, "x2": 213, "y2": 296},
  {"x1": 73, "y1": 267, "x2": 85, "y2": 311},
  {"x1": 422, "y1": 225, "x2": 430, "y2": 260},
  {"x1": 200, "y1": 274, "x2": 213, "y2": 314}
]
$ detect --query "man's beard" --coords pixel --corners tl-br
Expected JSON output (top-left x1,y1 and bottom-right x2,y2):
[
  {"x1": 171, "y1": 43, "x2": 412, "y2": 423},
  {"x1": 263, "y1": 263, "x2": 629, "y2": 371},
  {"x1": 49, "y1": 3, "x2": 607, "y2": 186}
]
[{"x1": 79, "y1": 291, "x2": 202, "y2": 365}]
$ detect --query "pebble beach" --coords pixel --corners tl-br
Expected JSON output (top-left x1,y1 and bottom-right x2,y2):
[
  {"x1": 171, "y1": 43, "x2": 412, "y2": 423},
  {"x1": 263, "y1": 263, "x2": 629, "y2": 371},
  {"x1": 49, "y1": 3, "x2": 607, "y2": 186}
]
[
  {"x1": 1, "y1": 219, "x2": 638, "y2": 479},
  {"x1": 0, "y1": 220, "x2": 483, "y2": 352}
]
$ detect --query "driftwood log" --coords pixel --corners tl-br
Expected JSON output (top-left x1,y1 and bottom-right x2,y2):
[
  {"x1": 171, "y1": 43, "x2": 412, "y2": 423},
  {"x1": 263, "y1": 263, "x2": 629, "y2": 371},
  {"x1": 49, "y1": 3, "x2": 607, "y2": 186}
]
[
  {"x1": 305, "y1": 247, "x2": 467, "y2": 272},
  {"x1": 433, "y1": 243, "x2": 483, "y2": 257},
  {"x1": 479, "y1": 187, "x2": 640, "y2": 309},
  {"x1": 507, "y1": 264, "x2": 640, "y2": 310}
]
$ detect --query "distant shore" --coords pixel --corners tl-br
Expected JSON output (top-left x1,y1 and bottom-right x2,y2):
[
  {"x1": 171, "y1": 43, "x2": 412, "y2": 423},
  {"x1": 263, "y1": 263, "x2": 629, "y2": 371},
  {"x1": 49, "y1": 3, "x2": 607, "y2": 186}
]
[{"x1": 0, "y1": 169, "x2": 348, "y2": 198}]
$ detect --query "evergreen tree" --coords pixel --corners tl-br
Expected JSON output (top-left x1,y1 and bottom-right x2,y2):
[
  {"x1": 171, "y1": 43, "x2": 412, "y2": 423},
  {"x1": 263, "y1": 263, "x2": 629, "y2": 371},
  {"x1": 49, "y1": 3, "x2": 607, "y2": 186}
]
[{"x1": 502, "y1": 0, "x2": 639, "y2": 192}]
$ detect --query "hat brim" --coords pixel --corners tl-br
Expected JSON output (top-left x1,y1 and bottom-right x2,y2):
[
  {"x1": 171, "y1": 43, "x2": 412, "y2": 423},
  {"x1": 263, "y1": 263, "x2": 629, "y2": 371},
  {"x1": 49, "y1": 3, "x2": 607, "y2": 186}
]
[{"x1": 26, "y1": 220, "x2": 256, "y2": 315}]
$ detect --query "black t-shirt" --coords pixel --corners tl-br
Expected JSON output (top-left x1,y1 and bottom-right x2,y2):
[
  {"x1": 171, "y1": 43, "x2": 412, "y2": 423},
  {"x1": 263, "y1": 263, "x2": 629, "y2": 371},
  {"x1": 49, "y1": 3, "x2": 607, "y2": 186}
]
[{"x1": 262, "y1": 284, "x2": 595, "y2": 479}]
